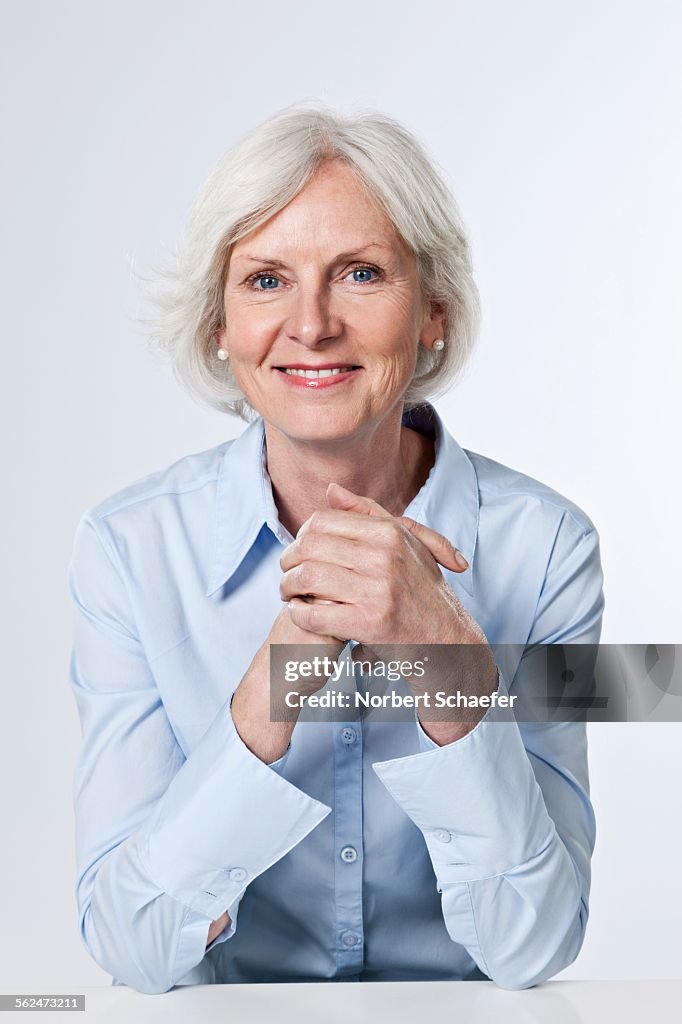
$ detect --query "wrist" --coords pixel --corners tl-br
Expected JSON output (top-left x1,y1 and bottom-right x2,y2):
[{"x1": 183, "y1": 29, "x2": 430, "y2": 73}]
[{"x1": 417, "y1": 715, "x2": 482, "y2": 746}]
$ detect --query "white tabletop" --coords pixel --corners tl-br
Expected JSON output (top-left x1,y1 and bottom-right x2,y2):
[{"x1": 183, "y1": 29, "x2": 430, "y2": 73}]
[{"x1": 2, "y1": 981, "x2": 680, "y2": 1023}]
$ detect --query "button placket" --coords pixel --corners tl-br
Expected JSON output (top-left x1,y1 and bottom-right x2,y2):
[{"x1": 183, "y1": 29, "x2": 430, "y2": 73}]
[{"x1": 334, "y1": 719, "x2": 364, "y2": 972}]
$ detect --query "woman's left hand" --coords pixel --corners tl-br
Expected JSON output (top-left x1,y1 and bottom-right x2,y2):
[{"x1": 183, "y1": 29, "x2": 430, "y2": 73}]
[{"x1": 280, "y1": 481, "x2": 485, "y2": 647}]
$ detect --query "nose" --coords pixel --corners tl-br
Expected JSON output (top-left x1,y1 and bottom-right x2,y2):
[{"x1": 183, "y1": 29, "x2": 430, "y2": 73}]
[{"x1": 285, "y1": 277, "x2": 343, "y2": 349}]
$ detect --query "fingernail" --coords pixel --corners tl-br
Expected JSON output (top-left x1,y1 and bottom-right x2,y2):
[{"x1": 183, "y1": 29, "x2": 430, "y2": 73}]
[{"x1": 454, "y1": 550, "x2": 469, "y2": 570}]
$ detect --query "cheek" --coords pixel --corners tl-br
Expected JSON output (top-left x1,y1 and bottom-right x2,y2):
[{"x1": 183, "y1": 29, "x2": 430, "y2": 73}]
[
  {"x1": 365, "y1": 299, "x2": 421, "y2": 359},
  {"x1": 373, "y1": 313, "x2": 420, "y2": 363},
  {"x1": 372, "y1": 350, "x2": 417, "y2": 394},
  {"x1": 224, "y1": 311, "x2": 271, "y2": 364},
  {"x1": 372, "y1": 288, "x2": 421, "y2": 328},
  {"x1": 224, "y1": 289, "x2": 272, "y2": 339}
]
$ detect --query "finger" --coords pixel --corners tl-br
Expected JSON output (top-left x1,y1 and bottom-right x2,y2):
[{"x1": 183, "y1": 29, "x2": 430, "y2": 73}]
[
  {"x1": 325, "y1": 482, "x2": 392, "y2": 517},
  {"x1": 292, "y1": 508, "x2": 469, "y2": 575},
  {"x1": 295, "y1": 508, "x2": 405, "y2": 543},
  {"x1": 400, "y1": 515, "x2": 469, "y2": 573},
  {"x1": 280, "y1": 533, "x2": 366, "y2": 573},
  {"x1": 280, "y1": 561, "x2": 359, "y2": 603},
  {"x1": 287, "y1": 597, "x2": 355, "y2": 641}
]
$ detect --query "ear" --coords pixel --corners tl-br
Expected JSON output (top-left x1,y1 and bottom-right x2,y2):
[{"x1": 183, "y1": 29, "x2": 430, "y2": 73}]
[{"x1": 419, "y1": 299, "x2": 447, "y2": 350}]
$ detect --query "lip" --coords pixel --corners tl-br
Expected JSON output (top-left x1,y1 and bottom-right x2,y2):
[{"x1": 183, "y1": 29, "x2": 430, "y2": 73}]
[
  {"x1": 274, "y1": 366, "x2": 362, "y2": 389},
  {"x1": 275, "y1": 363, "x2": 361, "y2": 370}
]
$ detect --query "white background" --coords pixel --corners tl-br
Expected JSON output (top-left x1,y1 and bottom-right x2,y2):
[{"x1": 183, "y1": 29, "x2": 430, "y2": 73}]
[{"x1": 1, "y1": 0, "x2": 680, "y2": 988}]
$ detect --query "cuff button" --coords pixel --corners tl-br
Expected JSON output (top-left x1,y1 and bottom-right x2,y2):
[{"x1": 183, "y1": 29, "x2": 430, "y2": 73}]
[{"x1": 227, "y1": 866, "x2": 248, "y2": 882}]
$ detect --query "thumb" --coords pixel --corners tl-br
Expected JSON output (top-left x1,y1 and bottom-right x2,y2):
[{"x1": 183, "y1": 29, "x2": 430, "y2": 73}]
[
  {"x1": 400, "y1": 515, "x2": 469, "y2": 574},
  {"x1": 325, "y1": 483, "x2": 468, "y2": 573},
  {"x1": 325, "y1": 481, "x2": 390, "y2": 517}
]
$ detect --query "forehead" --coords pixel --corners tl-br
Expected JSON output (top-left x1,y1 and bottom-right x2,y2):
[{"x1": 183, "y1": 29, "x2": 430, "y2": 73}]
[{"x1": 231, "y1": 159, "x2": 407, "y2": 260}]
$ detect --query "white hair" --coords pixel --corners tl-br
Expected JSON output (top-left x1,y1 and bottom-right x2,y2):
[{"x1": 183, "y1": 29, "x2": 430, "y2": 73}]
[{"x1": 137, "y1": 102, "x2": 480, "y2": 421}]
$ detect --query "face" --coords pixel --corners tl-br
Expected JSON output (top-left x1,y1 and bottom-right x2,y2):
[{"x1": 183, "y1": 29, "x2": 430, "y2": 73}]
[{"x1": 218, "y1": 158, "x2": 444, "y2": 444}]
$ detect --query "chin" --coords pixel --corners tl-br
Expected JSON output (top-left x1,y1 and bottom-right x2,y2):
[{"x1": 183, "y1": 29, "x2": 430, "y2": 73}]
[{"x1": 269, "y1": 406, "x2": 366, "y2": 444}]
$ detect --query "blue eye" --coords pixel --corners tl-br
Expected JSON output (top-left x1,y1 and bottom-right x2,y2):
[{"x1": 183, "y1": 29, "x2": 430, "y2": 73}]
[
  {"x1": 248, "y1": 266, "x2": 380, "y2": 290},
  {"x1": 349, "y1": 267, "x2": 377, "y2": 283},
  {"x1": 255, "y1": 274, "x2": 279, "y2": 289}
]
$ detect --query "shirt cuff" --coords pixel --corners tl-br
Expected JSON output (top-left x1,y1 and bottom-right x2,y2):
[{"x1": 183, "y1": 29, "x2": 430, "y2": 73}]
[
  {"x1": 372, "y1": 672, "x2": 554, "y2": 887},
  {"x1": 172, "y1": 889, "x2": 242, "y2": 980},
  {"x1": 135, "y1": 699, "x2": 331, "y2": 919},
  {"x1": 415, "y1": 715, "x2": 442, "y2": 753}
]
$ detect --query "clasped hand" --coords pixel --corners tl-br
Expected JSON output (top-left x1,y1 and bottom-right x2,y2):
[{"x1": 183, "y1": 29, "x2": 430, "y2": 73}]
[
  {"x1": 280, "y1": 482, "x2": 483, "y2": 648},
  {"x1": 279, "y1": 482, "x2": 500, "y2": 741}
]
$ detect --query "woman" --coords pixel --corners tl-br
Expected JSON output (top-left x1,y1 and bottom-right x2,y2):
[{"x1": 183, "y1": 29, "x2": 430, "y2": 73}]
[{"x1": 68, "y1": 105, "x2": 604, "y2": 993}]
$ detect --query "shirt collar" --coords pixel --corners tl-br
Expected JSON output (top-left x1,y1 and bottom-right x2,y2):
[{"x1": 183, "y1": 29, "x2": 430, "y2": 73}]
[
  {"x1": 400, "y1": 403, "x2": 479, "y2": 597},
  {"x1": 205, "y1": 402, "x2": 479, "y2": 598}
]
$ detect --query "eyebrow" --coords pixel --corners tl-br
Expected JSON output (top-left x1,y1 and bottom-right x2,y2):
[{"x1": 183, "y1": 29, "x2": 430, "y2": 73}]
[{"x1": 233, "y1": 243, "x2": 395, "y2": 267}]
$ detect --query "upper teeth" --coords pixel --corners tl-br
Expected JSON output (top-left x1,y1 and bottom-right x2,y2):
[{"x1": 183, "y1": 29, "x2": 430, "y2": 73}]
[{"x1": 283, "y1": 367, "x2": 354, "y2": 377}]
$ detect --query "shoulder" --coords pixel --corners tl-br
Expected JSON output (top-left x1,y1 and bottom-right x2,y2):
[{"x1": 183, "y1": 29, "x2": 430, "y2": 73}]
[
  {"x1": 464, "y1": 448, "x2": 598, "y2": 540},
  {"x1": 456, "y1": 449, "x2": 604, "y2": 644},
  {"x1": 70, "y1": 437, "x2": 242, "y2": 606},
  {"x1": 84, "y1": 439, "x2": 234, "y2": 527},
  {"x1": 74, "y1": 439, "x2": 240, "y2": 579}
]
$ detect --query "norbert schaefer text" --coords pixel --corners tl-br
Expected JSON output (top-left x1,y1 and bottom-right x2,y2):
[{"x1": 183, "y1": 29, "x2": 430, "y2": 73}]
[{"x1": 281, "y1": 654, "x2": 517, "y2": 709}]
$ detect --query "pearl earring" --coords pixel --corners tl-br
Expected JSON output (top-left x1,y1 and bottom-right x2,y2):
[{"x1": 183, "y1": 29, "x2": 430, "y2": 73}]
[
  {"x1": 433, "y1": 339, "x2": 445, "y2": 351},
  {"x1": 217, "y1": 347, "x2": 229, "y2": 361}
]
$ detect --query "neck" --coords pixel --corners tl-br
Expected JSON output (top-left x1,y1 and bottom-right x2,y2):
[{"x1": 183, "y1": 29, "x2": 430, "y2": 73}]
[{"x1": 264, "y1": 407, "x2": 435, "y2": 538}]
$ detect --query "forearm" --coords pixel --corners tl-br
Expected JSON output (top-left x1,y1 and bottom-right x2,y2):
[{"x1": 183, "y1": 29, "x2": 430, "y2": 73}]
[
  {"x1": 78, "y1": 688, "x2": 333, "y2": 992},
  {"x1": 230, "y1": 639, "x2": 298, "y2": 764},
  {"x1": 440, "y1": 827, "x2": 588, "y2": 989},
  {"x1": 415, "y1": 636, "x2": 499, "y2": 745},
  {"x1": 231, "y1": 607, "x2": 344, "y2": 764},
  {"x1": 82, "y1": 835, "x2": 225, "y2": 992},
  {"x1": 373, "y1": 680, "x2": 595, "y2": 989}
]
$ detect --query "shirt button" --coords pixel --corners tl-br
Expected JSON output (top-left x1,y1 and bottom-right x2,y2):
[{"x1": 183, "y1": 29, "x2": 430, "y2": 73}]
[
  {"x1": 340, "y1": 845, "x2": 358, "y2": 863},
  {"x1": 341, "y1": 931, "x2": 360, "y2": 948},
  {"x1": 434, "y1": 829, "x2": 451, "y2": 843},
  {"x1": 227, "y1": 866, "x2": 248, "y2": 882},
  {"x1": 341, "y1": 728, "x2": 357, "y2": 745}
]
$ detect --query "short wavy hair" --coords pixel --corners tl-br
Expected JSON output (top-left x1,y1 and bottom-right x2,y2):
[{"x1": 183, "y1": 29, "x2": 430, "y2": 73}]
[{"x1": 137, "y1": 103, "x2": 480, "y2": 422}]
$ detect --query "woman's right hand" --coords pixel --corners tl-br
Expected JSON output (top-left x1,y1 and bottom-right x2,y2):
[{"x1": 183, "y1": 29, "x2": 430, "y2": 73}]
[{"x1": 269, "y1": 601, "x2": 346, "y2": 648}]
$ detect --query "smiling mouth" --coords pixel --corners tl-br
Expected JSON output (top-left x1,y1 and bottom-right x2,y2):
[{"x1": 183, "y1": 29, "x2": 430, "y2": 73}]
[{"x1": 275, "y1": 365, "x2": 361, "y2": 378}]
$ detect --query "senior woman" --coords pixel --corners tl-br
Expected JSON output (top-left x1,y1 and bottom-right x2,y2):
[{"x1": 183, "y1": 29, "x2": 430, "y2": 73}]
[{"x1": 68, "y1": 106, "x2": 604, "y2": 994}]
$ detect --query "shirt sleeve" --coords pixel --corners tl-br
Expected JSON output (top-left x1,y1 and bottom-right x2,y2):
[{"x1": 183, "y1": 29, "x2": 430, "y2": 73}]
[
  {"x1": 372, "y1": 516, "x2": 604, "y2": 990},
  {"x1": 68, "y1": 513, "x2": 331, "y2": 994}
]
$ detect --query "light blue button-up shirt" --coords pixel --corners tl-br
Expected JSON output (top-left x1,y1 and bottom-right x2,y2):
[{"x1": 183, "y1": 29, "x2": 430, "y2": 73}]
[{"x1": 67, "y1": 402, "x2": 604, "y2": 993}]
